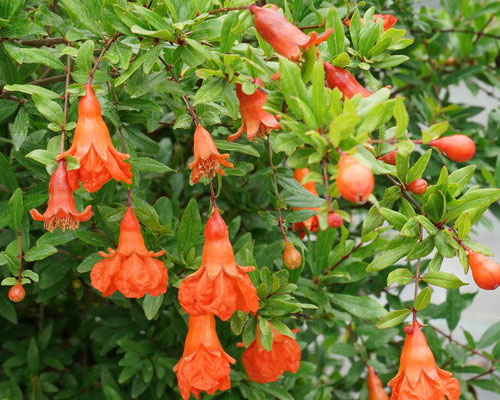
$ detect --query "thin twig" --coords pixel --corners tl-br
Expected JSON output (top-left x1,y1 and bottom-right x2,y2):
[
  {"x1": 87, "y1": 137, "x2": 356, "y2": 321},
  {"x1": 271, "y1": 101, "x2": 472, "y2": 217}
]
[
  {"x1": 325, "y1": 242, "x2": 363, "y2": 275},
  {"x1": 431, "y1": 324, "x2": 499, "y2": 363},
  {"x1": 60, "y1": 55, "x2": 71, "y2": 153},
  {"x1": 15, "y1": 37, "x2": 67, "y2": 47},
  {"x1": 411, "y1": 27, "x2": 500, "y2": 40},
  {"x1": 208, "y1": 6, "x2": 249, "y2": 15},
  {"x1": 412, "y1": 225, "x2": 423, "y2": 322},
  {"x1": 267, "y1": 140, "x2": 287, "y2": 242},
  {"x1": 88, "y1": 33, "x2": 119, "y2": 84}
]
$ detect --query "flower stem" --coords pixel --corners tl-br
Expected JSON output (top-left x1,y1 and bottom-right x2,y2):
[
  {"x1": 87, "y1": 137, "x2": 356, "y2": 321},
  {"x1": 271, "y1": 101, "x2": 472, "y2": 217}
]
[
  {"x1": 17, "y1": 229, "x2": 23, "y2": 282},
  {"x1": 60, "y1": 54, "x2": 72, "y2": 154},
  {"x1": 267, "y1": 140, "x2": 287, "y2": 242},
  {"x1": 158, "y1": 57, "x2": 200, "y2": 126},
  {"x1": 209, "y1": 180, "x2": 218, "y2": 210},
  {"x1": 88, "y1": 33, "x2": 119, "y2": 85},
  {"x1": 321, "y1": 158, "x2": 333, "y2": 212}
]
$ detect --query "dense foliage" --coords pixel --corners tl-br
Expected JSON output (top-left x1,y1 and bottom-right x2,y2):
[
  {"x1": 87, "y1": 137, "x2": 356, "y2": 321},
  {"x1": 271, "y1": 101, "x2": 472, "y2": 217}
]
[{"x1": 0, "y1": 0, "x2": 500, "y2": 399}]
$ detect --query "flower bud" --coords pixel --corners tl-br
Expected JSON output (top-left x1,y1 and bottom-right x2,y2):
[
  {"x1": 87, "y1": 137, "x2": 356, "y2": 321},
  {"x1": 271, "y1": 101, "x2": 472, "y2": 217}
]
[
  {"x1": 367, "y1": 366, "x2": 389, "y2": 400},
  {"x1": 8, "y1": 284, "x2": 25, "y2": 303},
  {"x1": 282, "y1": 242, "x2": 302, "y2": 269},
  {"x1": 327, "y1": 212, "x2": 343, "y2": 228},
  {"x1": 337, "y1": 154, "x2": 374, "y2": 203},
  {"x1": 429, "y1": 134, "x2": 475, "y2": 162},
  {"x1": 406, "y1": 179, "x2": 428, "y2": 195},
  {"x1": 378, "y1": 150, "x2": 397, "y2": 165},
  {"x1": 468, "y1": 251, "x2": 500, "y2": 290}
]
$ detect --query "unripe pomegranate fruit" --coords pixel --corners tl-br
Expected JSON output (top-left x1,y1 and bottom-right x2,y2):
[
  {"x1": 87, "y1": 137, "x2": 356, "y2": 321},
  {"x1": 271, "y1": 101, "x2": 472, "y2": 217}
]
[
  {"x1": 282, "y1": 242, "x2": 302, "y2": 269},
  {"x1": 378, "y1": 150, "x2": 397, "y2": 165},
  {"x1": 327, "y1": 212, "x2": 343, "y2": 228},
  {"x1": 429, "y1": 134, "x2": 475, "y2": 162},
  {"x1": 367, "y1": 366, "x2": 389, "y2": 400},
  {"x1": 8, "y1": 284, "x2": 25, "y2": 302},
  {"x1": 468, "y1": 252, "x2": 500, "y2": 290},
  {"x1": 406, "y1": 179, "x2": 428, "y2": 195},
  {"x1": 336, "y1": 153, "x2": 374, "y2": 203}
]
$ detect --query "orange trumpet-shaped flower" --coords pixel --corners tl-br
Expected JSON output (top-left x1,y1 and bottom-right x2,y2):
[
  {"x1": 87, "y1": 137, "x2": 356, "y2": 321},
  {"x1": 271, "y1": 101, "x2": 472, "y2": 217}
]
[
  {"x1": 324, "y1": 62, "x2": 373, "y2": 99},
  {"x1": 59, "y1": 84, "x2": 132, "y2": 193},
  {"x1": 429, "y1": 134, "x2": 475, "y2": 162},
  {"x1": 174, "y1": 314, "x2": 235, "y2": 400},
  {"x1": 337, "y1": 153, "x2": 374, "y2": 203},
  {"x1": 90, "y1": 207, "x2": 167, "y2": 298},
  {"x1": 30, "y1": 160, "x2": 93, "y2": 232},
  {"x1": 388, "y1": 322, "x2": 460, "y2": 400},
  {"x1": 367, "y1": 366, "x2": 389, "y2": 400},
  {"x1": 189, "y1": 125, "x2": 234, "y2": 184},
  {"x1": 178, "y1": 208, "x2": 259, "y2": 321},
  {"x1": 250, "y1": 4, "x2": 333, "y2": 61},
  {"x1": 242, "y1": 324, "x2": 301, "y2": 383},
  {"x1": 292, "y1": 168, "x2": 320, "y2": 238},
  {"x1": 468, "y1": 251, "x2": 500, "y2": 290},
  {"x1": 345, "y1": 14, "x2": 398, "y2": 31},
  {"x1": 228, "y1": 79, "x2": 280, "y2": 142}
]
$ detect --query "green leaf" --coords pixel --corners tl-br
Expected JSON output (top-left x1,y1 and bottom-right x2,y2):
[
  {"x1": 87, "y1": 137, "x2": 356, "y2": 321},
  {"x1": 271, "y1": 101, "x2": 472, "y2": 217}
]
[
  {"x1": 312, "y1": 229, "x2": 336, "y2": 276},
  {"x1": 76, "y1": 253, "x2": 103, "y2": 273},
  {"x1": 407, "y1": 236, "x2": 435, "y2": 260},
  {"x1": 142, "y1": 294, "x2": 164, "y2": 320},
  {"x1": 32, "y1": 94, "x2": 64, "y2": 125},
  {"x1": 406, "y1": 149, "x2": 432, "y2": 183},
  {"x1": 366, "y1": 241, "x2": 415, "y2": 272},
  {"x1": 0, "y1": 292, "x2": 17, "y2": 324},
  {"x1": 311, "y1": 60, "x2": 326, "y2": 127},
  {"x1": 378, "y1": 207, "x2": 407, "y2": 230},
  {"x1": 214, "y1": 140, "x2": 260, "y2": 157},
  {"x1": 332, "y1": 294, "x2": 387, "y2": 320},
  {"x1": 11, "y1": 107, "x2": 29, "y2": 151},
  {"x1": 422, "y1": 121, "x2": 449, "y2": 143},
  {"x1": 178, "y1": 199, "x2": 201, "y2": 257},
  {"x1": 131, "y1": 157, "x2": 174, "y2": 174},
  {"x1": 376, "y1": 309, "x2": 411, "y2": 329},
  {"x1": 24, "y1": 244, "x2": 58, "y2": 262},
  {"x1": 242, "y1": 316, "x2": 257, "y2": 347},
  {"x1": 414, "y1": 287, "x2": 432, "y2": 311},
  {"x1": 278, "y1": 176, "x2": 324, "y2": 208},
  {"x1": 75, "y1": 231, "x2": 110, "y2": 247},
  {"x1": 26, "y1": 149, "x2": 57, "y2": 167},
  {"x1": 394, "y1": 96, "x2": 409, "y2": 137},
  {"x1": 279, "y1": 57, "x2": 309, "y2": 118},
  {"x1": 387, "y1": 268, "x2": 413, "y2": 286},
  {"x1": 220, "y1": 11, "x2": 239, "y2": 53},
  {"x1": 477, "y1": 321, "x2": 500, "y2": 349},
  {"x1": 423, "y1": 191, "x2": 446, "y2": 222},
  {"x1": 4, "y1": 42, "x2": 65, "y2": 70},
  {"x1": 448, "y1": 189, "x2": 500, "y2": 221},
  {"x1": 8, "y1": 188, "x2": 23, "y2": 231},
  {"x1": 423, "y1": 271, "x2": 467, "y2": 289},
  {"x1": 4, "y1": 84, "x2": 60, "y2": 99},
  {"x1": 326, "y1": 7, "x2": 344, "y2": 56},
  {"x1": 77, "y1": 40, "x2": 94, "y2": 72}
]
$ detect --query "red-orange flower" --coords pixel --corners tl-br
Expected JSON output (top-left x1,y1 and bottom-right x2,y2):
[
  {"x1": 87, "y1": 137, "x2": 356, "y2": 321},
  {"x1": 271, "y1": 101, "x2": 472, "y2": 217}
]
[
  {"x1": 250, "y1": 4, "x2": 333, "y2": 61},
  {"x1": 367, "y1": 366, "x2": 389, "y2": 400},
  {"x1": 388, "y1": 322, "x2": 460, "y2": 400},
  {"x1": 292, "y1": 168, "x2": 320, "y2": 238},
  {"x1": 242, "y1": 324, "x2": 301, "y2": 383},
  {"x1": 90, "y1": 207, "x2": 167, "y2": 298},
  {"x1": 59, "y1": 84, "x2": 132, "y2": 193},
  {"x1": 174, "y1": 314, "x2": 235, "y2": 400},
  {"x1": 345, "y1": 14, "x2": 398, "y2": 31},
  {"x1": 189, "y1": 125, "x2": 234, "y2": 184},
  {"x1": 178, "y1": 208, "x2": 259, "y2": 321},
  {"x1": 228, "y1": 79, "x2": 280, "y2": 142},
  {"x1": 30, "y1": 160, "x2": 93, "y2": 231},
  {"x1": 324, "y1": 62, "x2": 373, "y2": 99}
]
